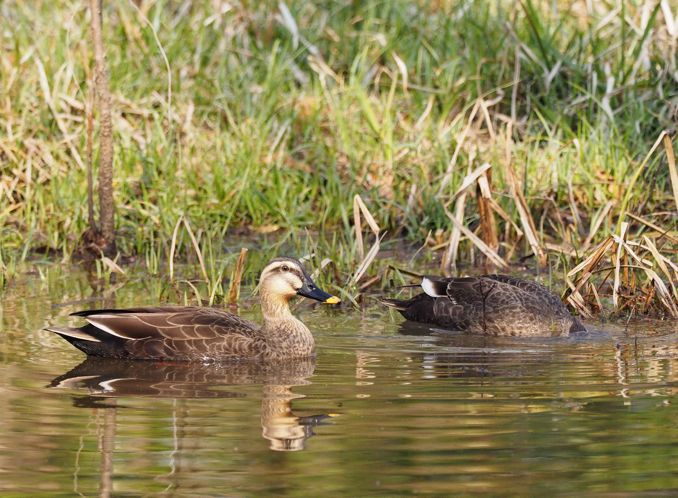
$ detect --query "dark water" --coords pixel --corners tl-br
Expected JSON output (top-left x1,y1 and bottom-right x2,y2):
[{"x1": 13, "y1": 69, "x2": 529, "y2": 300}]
[{"x1": 1, "y1": 268, "x2": 677, "y2": 496}]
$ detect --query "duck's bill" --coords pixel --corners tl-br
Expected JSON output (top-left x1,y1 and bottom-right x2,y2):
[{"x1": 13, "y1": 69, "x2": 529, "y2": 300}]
[{"x1": 297, "y1": 283, "x2": 341, "y2": 304}]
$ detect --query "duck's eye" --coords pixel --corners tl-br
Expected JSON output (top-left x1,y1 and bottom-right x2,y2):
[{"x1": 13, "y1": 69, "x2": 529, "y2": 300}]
[{"x1": 281, "y1": 265, "x2": 290, "y2": 272}]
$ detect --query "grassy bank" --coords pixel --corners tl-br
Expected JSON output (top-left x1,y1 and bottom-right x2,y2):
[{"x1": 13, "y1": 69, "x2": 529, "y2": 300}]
[{"x1": 1, "y1": 1, "x2": 676, "y2": 316}]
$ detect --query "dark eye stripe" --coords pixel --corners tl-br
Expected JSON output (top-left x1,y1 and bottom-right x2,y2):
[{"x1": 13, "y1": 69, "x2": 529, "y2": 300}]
[{"x1": 273, "y1": 264, "x2": 303, "y2": 280}]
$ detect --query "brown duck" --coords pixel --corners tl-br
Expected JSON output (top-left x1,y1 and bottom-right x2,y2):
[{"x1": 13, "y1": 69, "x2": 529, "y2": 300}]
[
  {"x1": 381, "y1": 274, "x2": 586, "y2": 337},
  {"x1": 45, "y1": 257, "x2": 340, "y2": 361}
]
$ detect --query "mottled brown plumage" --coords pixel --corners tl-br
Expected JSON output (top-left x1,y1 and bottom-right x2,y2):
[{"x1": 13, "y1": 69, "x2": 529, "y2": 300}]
[
  {"x1": 45, "y1": 257, "x2": 340, "y2": 361},
  {"x1": 381, "y1": 274, "x2": 586, "y2": 337}
]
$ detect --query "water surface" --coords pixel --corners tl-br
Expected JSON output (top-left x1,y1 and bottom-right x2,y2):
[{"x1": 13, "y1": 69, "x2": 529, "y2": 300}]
[{"x1": 1, "y1": 268, "x2": 677, "y2": 496}]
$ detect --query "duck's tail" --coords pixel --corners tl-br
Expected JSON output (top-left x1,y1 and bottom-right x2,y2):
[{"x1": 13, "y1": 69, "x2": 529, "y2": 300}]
[{"x1": 44, "y1": 326, "x2": 101, "y2": 343}]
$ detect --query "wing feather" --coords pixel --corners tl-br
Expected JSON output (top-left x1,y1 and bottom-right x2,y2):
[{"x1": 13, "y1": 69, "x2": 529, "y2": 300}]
[{"x1": 79, "y1": 307, "x2": 260, "y2": 343}]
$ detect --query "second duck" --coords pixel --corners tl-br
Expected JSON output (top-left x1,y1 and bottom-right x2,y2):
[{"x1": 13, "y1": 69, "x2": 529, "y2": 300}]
[{"x1": 381, "y1": 274, "x2": 586, "y2": 337}]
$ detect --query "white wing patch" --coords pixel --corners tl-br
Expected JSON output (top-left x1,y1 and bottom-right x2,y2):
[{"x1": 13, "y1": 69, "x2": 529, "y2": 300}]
[
  {"x1": 98, "y1": 378, "x2": 129, "y2": 392},
  {"x1": 421, "y1": 277, "x2": 445, "y2": 297}
]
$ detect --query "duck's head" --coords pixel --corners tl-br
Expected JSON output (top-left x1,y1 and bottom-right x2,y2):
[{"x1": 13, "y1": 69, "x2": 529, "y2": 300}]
[{"x1": 259, "y1": 257, "x2": 340, "y2": 304}]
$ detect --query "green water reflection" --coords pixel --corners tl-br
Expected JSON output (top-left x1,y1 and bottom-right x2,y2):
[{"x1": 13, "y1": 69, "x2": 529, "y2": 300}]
[{"x1": 1, "y1": 268, "x2": 677, "y2": 496}]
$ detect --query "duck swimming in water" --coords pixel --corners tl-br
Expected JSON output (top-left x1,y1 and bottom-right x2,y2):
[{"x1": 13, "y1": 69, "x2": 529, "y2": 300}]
[
  {"x1": 45, "y1": 257, "x2": 340, "y2": 361},
  {"x1": 381, "y1": 274, "x2": 586, "y2": 337}
]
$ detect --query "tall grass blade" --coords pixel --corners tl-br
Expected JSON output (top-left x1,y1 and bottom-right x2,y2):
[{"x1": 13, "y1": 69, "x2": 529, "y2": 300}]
[
  {"x1": 169, "y1": 215, "x2": 183, "y2": 281},
  {"x1": 506, "y1": 164, "x2": 546, "y2": 266},
  {"x1": 182, "y1": 218, "x2": 209, "y2": 284}
]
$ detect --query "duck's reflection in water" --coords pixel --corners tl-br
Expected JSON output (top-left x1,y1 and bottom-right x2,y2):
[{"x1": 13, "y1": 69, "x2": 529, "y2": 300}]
[
  {"x1": 393, "y1": 321, "x2": 566, "y2": 379},
  {"x1": 391, "y1": 321, "x2": 678, "y2": 399},
  {"x1": 50, "y1": 357, "x2": 331, "y2": 452}
]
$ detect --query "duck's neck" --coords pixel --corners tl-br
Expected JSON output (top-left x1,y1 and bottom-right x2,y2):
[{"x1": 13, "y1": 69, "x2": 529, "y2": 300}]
[
  {"x1": 260, "y1": 289, "x2": 294, "y2": 321},
  {"x1": 259, "y1": 290, "x2": 314, "y2": 356}
]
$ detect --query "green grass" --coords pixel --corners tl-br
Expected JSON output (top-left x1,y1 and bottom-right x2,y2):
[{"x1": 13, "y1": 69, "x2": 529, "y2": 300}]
[{"x1": 1, "y1": 1, "x2": 676, "y2": 313}]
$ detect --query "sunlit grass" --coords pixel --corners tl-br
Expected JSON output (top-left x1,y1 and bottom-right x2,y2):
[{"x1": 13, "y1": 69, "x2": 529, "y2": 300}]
[{"x1": 0, "y1": 1, "x2": 676, "y2": 316}]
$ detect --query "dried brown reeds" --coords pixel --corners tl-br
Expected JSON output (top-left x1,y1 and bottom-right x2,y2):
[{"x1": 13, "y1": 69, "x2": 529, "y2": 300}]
[
  {"x1": 349, "y1": 195, "x2": 384, "y2": 293},
  {"x1": 564, "y1": 136, "x2": 678, "y2": 319},
  {"x1": 228, "y1": 247, "x2": 248, "y2": 305},
  {"x1": 565, "y1": 226, "x2": 677, "y2": 319}
]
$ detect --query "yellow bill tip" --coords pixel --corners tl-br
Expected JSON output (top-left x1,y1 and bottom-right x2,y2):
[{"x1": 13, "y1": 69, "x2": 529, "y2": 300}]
[{"x1": 324, "y1": 296, "x2": 341, "y2": 304}]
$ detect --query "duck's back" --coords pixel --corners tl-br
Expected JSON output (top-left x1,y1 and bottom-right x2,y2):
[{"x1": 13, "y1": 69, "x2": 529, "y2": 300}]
[
  {"x1": 483, "y1": 275, "x2": 568, "y2": 311},
  {"x1": 445, "y1": 275, "x2": 582, "y2": 336}
]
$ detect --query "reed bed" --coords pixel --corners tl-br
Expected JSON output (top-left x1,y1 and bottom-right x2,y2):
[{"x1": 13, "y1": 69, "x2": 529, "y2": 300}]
[{"x1": 1, "y1": 1, "x2": 676, "y2": 316}]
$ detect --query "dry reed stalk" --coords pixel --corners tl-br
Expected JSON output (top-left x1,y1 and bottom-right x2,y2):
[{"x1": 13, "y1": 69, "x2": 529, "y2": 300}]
[
  {"x1": 506, "y1": 164, "x2": 547, "y2": 266},
  {"x1": 181, "y1": 218, "x2": 209, "y2": 284},
  {"x1": 358, "y1": 273, "x2": 382, "y2": 291},
  {"x1": 567, "y1": 236, "x2": 615, "y2": 293},
  {"x1": 641, "y1": 267, "x2": 678, "y2": 317},
  {"x1": 447, "y1": 162, "x2": 492, "y2": 205},
  {"x1": 444, "y1": 206, "x2": 509, "y2": 269},
  {"x1": 353, "y1": 194, "x2": 379, "y2": 261},
  {"x1": 438, "y1": 101, "x2": 480, "y2": 194},
  {"x1": 479, "y1": 99, "x2": 496, "y2": 140},
  {"x1": 442, "y1": 161, "x2": 492, "y2": 271},
  {"x1": 488, "y1": 197, "x2": 524, "y2": 237},
  {"x1": 582, "y1": 200, "x2": 614, "y2": 250},
  {"x1": 544, "y1": 242, "x2": 577, "y2": 257},
  {"x1": 310, "y1": 257, "x2": 334, "y2": 281},
  {"x1": 477, "y1": 169, "x2": 499, "y2": 254},
  {"x1": 392, "y1": 52, "x2": 408, "y2": 94},
  {"x1": 387, "y1": 264, "x2": 424, "y2": 278},
  {"x1": 642, "y1": 235, "x2": 677, "y2": 300},
  {"x1": 616, "y1": 130, "x2": 668, "y2": 233},
  {"x1": 663, "y1": 134, "x2": 678, "y2": 212},
  {"x1": 169, "y1": 215, "x2": 182, "y2": 280},
  {"x1": 588, "y1": 278, "x2": 603, "y2": 312},
  {"x1": 168, "y1": 216, "x2": 208, "y2": 284},
  {"x1": 350, "y1": 195, "x2": 381, "y2": 285},
  {"x1": 414, "y1": 96, "x2": 434, "y2": 130},
  {"x1": 640, "y1": 237, "x2": 678, "y2": 274},
  {"x1": 612, "y1": 221, "x2": 628, "y2": 308},
  {"x1": 564, "y1": 276, "x2": 593, "y2": 318},
  {"x1": 627, "y1": 213, "x2": 678, "y2": 244},
  {"x1": 228, "y1": 247, "x2": 248, "y2": 304},
  {"x1": 100, "y1": 256, "x2": 126, "y2": 275},
  {"x1": 442, "y1": 182, "x2": 469, "y2": 272},
  {"x1": 569, "y1": 210, "x2": 677, "y2": 316}
]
